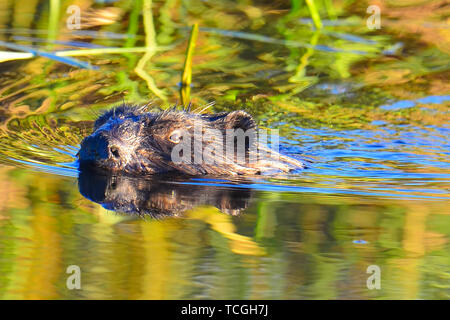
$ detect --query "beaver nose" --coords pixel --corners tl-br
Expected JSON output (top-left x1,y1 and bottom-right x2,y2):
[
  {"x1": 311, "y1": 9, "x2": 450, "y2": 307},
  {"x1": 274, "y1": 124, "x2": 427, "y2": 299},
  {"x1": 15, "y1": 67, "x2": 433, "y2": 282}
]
[
  {"x1": 80, "y1": 134, "x2": 122, "y2": 162},
  {"x1": 109, "y1": 146, "x2": 120, "y2": 159}
]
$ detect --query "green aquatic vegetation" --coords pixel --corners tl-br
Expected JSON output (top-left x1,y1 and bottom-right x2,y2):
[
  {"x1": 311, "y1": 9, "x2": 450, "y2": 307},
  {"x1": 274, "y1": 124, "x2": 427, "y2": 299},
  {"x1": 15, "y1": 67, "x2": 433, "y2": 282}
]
[
  {"x1": 305, "y1": 0, "x2": 323, "y2": 29},
  {"x1": 180, "y1": 23, "x2": 199, "y2": 105},
  {"x1": 134, "y1": 0, "x2": 167, "y2": 101},
  {"x1": 99, "y1": 71, "x2": 147, "y2": 104},
  {"x1": 47, "y1": 0, "x2": 60, "y2": 48}
]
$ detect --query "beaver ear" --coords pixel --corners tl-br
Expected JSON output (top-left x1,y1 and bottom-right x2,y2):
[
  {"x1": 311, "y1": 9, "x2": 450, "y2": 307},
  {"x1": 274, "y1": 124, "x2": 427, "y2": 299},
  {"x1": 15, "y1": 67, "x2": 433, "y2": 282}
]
[{"x1": 224, "y1": 111, "x2": 256, "y2": 131}]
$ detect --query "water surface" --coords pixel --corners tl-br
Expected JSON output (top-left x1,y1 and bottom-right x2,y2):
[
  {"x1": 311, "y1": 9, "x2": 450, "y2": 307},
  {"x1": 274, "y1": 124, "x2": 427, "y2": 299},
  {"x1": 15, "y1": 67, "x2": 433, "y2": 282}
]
[{"x1": 0, "y1": 0, "x2": 448, "y2": 299}]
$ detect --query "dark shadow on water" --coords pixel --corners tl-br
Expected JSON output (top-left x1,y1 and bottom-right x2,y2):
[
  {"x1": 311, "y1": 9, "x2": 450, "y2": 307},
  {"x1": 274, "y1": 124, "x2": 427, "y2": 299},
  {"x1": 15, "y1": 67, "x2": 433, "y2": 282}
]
[{"x1": 78, "y1": 169, "x2": 254, "y2": 218}]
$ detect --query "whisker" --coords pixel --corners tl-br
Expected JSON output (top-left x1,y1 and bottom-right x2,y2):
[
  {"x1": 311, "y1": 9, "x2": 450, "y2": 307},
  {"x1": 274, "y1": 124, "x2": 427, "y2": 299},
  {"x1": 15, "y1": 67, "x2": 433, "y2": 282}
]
[
  {"x1": 194, "y1": 101, "x2": 215, "y2": 114},
  {"x1": 142, "y1": 100, "x2": 155, "y2": 111}
]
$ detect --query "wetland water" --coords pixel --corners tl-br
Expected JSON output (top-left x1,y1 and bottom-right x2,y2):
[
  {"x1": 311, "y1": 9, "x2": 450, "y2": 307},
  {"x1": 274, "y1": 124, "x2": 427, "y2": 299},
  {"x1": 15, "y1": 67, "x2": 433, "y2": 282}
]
[{"x1": 0, "y1": 0, "x2": 449, "y2": 299}]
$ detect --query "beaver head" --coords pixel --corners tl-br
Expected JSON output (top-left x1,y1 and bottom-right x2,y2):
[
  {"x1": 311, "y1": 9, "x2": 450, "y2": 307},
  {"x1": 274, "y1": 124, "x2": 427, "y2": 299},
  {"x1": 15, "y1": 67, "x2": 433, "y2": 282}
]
[{"x1": 78, "y1": 104, "x2": 305, "y2": 175}]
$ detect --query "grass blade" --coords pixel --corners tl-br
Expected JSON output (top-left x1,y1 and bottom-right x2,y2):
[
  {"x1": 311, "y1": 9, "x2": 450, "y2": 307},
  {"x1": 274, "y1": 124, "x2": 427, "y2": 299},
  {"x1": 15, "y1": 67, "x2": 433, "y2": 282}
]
[
  {"x1": 306, "y1": 0, "x2": 323, "y2": 29},
  {"x1": 180, "y1": 23, "x2": 199, "y2": 105},
  {"x1": 0, "y1": 40, "x2": 97, "y2": 69}
]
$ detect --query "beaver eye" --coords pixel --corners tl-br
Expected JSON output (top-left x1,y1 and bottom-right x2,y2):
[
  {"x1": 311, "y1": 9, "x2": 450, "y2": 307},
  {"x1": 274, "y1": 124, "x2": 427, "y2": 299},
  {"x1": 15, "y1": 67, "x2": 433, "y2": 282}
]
[{"x1": 169, "y1": 130, "x2": 182, "y2": 144}]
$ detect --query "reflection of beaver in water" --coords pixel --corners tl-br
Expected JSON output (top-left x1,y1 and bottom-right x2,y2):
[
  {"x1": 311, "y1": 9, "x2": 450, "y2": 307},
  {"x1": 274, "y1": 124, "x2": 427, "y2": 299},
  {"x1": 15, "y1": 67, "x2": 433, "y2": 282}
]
[
  {"x1": 78, "y1": 104, "x2": 305, "y2": 176},
  {"x1": 78, "y1": 169, "x2": 253, "y2": 217}
]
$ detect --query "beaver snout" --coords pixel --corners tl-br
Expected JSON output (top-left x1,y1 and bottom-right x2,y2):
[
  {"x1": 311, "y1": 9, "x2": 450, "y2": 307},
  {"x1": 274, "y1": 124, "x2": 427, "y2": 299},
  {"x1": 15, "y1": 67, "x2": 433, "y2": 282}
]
[{"x1": 79, "y1": 131, "x2": 127, "y2": 165}]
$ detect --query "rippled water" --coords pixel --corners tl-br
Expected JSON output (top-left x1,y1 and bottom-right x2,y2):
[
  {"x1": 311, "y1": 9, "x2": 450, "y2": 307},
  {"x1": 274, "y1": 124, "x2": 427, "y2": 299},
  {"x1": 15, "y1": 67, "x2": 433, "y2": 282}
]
[{"x1": 0, "y1": 0, "x2": 449, "y2": 299}]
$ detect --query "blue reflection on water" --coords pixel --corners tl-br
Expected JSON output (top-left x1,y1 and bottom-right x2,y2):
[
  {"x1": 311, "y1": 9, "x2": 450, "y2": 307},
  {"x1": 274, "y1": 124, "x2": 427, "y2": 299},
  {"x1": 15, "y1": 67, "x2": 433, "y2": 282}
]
[{"x1": 380, "y1": 95, "x2": 450, "y2": 110}]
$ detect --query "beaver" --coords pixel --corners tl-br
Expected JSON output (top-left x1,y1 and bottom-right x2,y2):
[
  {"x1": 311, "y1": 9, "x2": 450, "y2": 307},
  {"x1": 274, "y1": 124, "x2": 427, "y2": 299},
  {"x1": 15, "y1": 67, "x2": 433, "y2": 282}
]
[{"x1": 78, "y1": 104, "x2": 305, "y2": 176}]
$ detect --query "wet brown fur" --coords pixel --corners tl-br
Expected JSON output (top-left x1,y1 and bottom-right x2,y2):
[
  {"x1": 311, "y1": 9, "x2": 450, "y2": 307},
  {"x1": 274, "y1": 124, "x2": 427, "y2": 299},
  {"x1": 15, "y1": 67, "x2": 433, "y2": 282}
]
[{"x1": 78, "y1": 104, "x2": 304, "y2": 176}]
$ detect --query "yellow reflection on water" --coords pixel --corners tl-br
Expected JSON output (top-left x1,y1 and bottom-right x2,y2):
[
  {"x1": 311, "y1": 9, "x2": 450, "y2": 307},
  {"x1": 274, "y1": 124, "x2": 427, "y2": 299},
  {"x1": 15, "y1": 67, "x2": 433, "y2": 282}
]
[{"x1": 0, "y1": 167, "x2": 448, "y2": 299}]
